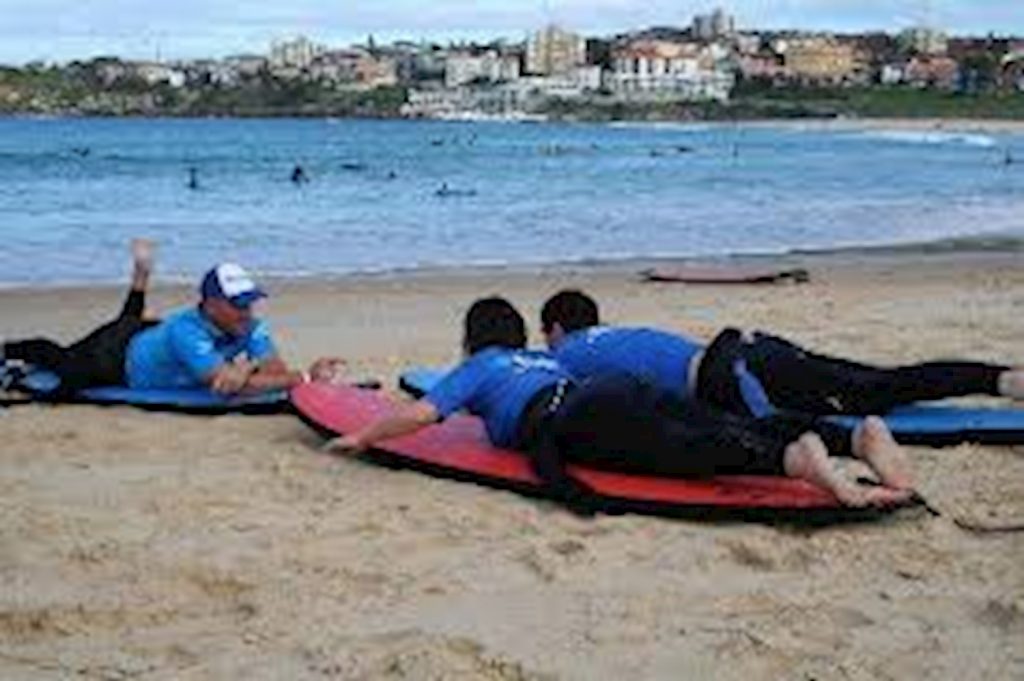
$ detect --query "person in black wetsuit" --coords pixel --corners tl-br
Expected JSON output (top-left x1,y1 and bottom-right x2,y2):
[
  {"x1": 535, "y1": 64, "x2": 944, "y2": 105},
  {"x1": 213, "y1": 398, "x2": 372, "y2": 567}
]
[
  {"x1": 540, "y1": 289, "x2": 1023, "y2": 418},
  {"x1": 2, "y1": 239, "x2": 159, "y2": 397},
  {"x1": 325, "y1": 297, "x2": 914, "y2": 514}
]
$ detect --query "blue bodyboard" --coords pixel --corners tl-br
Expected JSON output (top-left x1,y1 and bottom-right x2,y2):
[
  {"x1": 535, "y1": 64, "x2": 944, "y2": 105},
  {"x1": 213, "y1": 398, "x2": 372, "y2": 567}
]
[
  {"x1": 1, "y1": 362, "x2": 288, "y2": 414},
  {"x1": 397, "y1": 366, "x2": 1024, "y2": 446}
]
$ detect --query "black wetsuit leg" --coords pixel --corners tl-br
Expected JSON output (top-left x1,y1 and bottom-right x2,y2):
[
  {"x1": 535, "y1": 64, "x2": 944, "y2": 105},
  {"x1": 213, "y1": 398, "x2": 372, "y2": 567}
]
[
  {"x1": 547, "y1": 374, "x2": 854, "y2": 479},
  {"x1": 4, "y1": 290, "x2": 154, "y2": 394},
  {"x1": 3, "y1": 338, "x2": 69, "y2": 369},
  {"x1": 742, "y1": 333, "x2": 1009, "y2": 415}
]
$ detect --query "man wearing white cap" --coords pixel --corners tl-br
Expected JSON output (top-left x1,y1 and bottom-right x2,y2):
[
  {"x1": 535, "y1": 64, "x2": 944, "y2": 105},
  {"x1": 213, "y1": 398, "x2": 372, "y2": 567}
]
[{"x1": 3, "y1": 240, "x2": 339, "y2": 396}]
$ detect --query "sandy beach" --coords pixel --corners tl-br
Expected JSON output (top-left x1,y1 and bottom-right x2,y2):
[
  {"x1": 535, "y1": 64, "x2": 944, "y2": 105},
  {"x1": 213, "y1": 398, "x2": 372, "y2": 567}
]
[{"x1": 1, "y1": 250, "x2": 1022, "y2": 680}]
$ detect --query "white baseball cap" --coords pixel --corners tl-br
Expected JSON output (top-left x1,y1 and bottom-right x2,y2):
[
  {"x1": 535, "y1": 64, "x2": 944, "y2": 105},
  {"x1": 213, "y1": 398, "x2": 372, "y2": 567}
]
[{"x1": 200, "y1": 263, "x2": 267, "y2": 308}]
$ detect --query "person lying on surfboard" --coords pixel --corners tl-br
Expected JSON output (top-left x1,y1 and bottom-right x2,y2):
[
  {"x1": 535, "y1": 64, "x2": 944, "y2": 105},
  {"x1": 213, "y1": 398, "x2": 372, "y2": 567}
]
[
  {"x1": 2, "y1": 240, "x2": 342, "y2": 398},
  {"x1": 540, "y1": 289, "x2": 1024, "y2": 418},
  {"x1": 326, "y1": 296, "x2": 914, "y2": 514}
]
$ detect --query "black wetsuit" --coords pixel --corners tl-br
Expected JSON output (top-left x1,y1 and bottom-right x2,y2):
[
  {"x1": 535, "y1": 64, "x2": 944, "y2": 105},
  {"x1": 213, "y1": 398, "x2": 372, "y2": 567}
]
[
  {"x1": 737, "y1": 331, "x2": 1008, "y2": 415},
  {"x1": 515, "y1": 373, "x2": 854, "y2": 514},
  {"x1": 3, "y1": 290, "x2": 158, "y2": 395}
]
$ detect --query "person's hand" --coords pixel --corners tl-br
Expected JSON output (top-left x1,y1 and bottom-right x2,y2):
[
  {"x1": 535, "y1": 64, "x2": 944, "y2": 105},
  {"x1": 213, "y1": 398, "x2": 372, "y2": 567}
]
[
  {"x1": 323, "y1": 434, "x2": 366, "y2": 455},
  {"x1": 211, "y1": 362, "x2": 254, "y2": 394},
  {"x1": 309, "y1": 357, "x2": 345, "y2": 383}
]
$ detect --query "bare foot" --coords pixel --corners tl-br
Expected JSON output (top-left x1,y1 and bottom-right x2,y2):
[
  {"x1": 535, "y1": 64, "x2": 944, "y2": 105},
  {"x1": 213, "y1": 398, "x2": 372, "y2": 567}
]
[
  {"x1": 131, "y1": 238, "x2": 155, "y2": 272},
  {"x1": 998, "y1": 369, "x2": 1024, "y2": 400},
  {"x1": 852, "y1": 416, "x2": 915, "y2": 490},
  {"x1": 784, "y1": 433, "x2": 872, "y2": 507},
  {"x1": 861, "y1": 486, "x2": 914, "y2": 506}
]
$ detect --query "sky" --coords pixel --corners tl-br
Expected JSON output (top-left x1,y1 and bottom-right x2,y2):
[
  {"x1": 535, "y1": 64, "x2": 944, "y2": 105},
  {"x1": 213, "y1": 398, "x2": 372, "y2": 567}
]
[{"x1": 0, "y1": 1, "x2": 1021, "y2": 66}]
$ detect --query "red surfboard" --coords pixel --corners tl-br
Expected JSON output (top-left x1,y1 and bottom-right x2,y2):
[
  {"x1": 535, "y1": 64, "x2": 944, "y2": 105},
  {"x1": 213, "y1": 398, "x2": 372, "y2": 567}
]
[
  {"x1": 640, "y1": 266, "x2": 810, "y2": 284},
  {"x1": 291, "y1": 384, "x2": 881, "y2": 520}
]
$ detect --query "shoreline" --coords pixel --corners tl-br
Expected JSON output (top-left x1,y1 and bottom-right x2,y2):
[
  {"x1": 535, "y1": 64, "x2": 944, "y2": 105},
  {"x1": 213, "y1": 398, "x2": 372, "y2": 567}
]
[
  {"x1": 0, "y1": 233, "x2": 1020, "y2": 295},
  {"x1": 5, "y1": 113, "x2": 1024, "y2": 133}
]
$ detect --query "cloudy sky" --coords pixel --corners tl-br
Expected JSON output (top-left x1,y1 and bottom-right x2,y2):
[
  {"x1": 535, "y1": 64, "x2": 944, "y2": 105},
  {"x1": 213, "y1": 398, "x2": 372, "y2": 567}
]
[{"x1": 0, "y1": 1, "x2": 1021, "y2": 65}]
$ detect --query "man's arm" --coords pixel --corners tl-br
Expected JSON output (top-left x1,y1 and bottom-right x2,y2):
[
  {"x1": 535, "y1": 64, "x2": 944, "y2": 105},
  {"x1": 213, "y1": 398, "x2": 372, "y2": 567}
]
[
  {"x1": 324, "y1": 400, "x2": 440, "y2": 453},
  {"x1": 217, "y1": 356, "x2": 344, "y2": 395}
]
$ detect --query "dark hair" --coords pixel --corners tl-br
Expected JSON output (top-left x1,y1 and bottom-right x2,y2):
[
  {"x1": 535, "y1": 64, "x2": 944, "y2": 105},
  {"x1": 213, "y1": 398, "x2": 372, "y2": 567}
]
[
  {"x1": 463, "y1": 297, "x2": 528, "y2": 355},
  {"x1": 541, "y1": 289, "x2": 600, "y2": 334}
]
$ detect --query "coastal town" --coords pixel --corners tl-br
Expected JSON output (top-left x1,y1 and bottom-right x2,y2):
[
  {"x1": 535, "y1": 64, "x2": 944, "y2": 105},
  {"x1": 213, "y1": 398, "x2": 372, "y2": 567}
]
[{"x1": 1, "y1": 7, "x2": 1023, "y2": 118}]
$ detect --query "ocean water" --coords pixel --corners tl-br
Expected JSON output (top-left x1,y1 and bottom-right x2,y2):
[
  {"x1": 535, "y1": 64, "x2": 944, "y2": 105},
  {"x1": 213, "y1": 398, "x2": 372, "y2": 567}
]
[{"x1": 0, "y1": 117, "x2": 1022, "y2": 286}]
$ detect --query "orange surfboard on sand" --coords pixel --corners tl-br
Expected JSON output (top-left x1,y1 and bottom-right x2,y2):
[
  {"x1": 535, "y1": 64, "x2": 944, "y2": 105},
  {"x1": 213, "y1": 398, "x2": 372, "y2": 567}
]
[{"x1": 640, "y1": 267, "x2": 810, "y2": 284}]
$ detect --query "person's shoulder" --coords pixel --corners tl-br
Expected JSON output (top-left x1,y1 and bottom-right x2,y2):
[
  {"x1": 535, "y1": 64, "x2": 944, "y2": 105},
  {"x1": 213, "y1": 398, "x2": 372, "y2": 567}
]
[
  {"x1": 574, "y1": 325, "x2": 619, "y2": 343},
  {"x1": 163, "y1": 307, "x2": 216, "y2": 338},
  {"x1": 462, "y1": 346, "x2": 504, "y2": 367}
]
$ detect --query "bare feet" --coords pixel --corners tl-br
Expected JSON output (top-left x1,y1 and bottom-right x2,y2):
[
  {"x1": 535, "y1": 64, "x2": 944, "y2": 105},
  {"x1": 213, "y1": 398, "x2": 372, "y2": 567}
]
[
  {"x1": 131, "y1": 238, "x2": 155, "y2": 273},
  {"x1": 852, "y1": 416, "x2": 915, "y2": 490},
  {"x1": 784, "y1": 433, "x2": 911, "y2": 508},
  {"x1": 998, "y1": 369, "x2": 1024, "y2": 400}
]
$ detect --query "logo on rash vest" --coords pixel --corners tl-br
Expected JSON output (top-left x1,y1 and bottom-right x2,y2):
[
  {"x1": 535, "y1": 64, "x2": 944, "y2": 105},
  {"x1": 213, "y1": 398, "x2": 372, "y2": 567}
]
[{"x1": 510, "y1": 354, "x2": 561, "y2": 375}]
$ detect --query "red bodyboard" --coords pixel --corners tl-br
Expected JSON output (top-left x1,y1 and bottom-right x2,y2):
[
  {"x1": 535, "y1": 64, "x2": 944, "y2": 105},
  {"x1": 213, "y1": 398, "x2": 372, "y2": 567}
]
[
  {"x1": 641, "y1": 266, "x2": 810, "y2": 284},
  {"x1": 292, "y1": 383, "x2": 845, "y2": 511}
]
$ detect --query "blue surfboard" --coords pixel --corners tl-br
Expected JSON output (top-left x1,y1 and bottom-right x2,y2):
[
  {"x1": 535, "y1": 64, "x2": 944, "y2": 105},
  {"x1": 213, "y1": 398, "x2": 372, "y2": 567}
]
[
  {"x1": 1, "y1": 362, "x2": 288, "y2": 414},
  {"x1": 397, "y1": 366, "x2": 1024, "y2": 446}
]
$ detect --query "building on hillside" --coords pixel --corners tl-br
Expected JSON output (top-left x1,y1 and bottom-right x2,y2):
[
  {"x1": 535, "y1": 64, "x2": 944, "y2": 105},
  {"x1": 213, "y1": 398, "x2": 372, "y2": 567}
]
[
  {"x1": 308, "y1": 49, "x2": 398, "y2": 88},
  {"x1": 526, "y1": 25, "x2": 586, "y2": 75},
  {"x1": 899, "y1": 27, "x2": 948, "y2": 56},
  {"x1": 609, "y1": 40, "x2": 733, "y2": 101},
  {"x1": 737, "y1": 52, "x2": 786, "y2": 83},
  {"x1": 270, "y1": 36, "x2": 324, "y2": 70},
  {"x1": 224, "y1": 55, "x2": 267, "y2": 78},
  {"x1": 445, "y1": 51, "x2": 521, "y2": 87},
  {"x1": 779, "y1": 36, "x2": 860, "y2": 85},
  {"x1": 1001, "y1": 43, "x2": 1024, "y2": 91},
  {"x1": 904, "y1": 55, "x2": 960, "y2": 89},
  {"x1": 132, "y1": 62, "x2": 186, "y2": 87},
  {"x1": 692, "y1": 8, "x2": 736, "y2": 42}
]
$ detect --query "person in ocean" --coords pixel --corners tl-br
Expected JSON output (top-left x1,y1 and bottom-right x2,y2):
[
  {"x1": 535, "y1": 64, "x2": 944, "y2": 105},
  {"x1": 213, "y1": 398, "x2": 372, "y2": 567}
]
[
  {"x1": 291, "y1": 164, "x2": 308, "y2": 184},
  {"x1": 538, "y1": 289, "x2": 1024, "y2": 418},
  {"x1": 325, "y1": 296, "x2": 915, "y2": 514},
  {"x1": 2, "y1": 240, "x2": 342, "y2": 397},
  {"x1": 188, "y1": 166, "x2": 199, "y2": 190}
]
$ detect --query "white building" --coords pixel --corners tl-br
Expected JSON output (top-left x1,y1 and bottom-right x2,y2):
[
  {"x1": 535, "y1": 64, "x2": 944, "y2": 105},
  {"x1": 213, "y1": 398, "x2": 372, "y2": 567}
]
[
  {"x1": 511, "y1": 66, "x2": 603, "y2": 99},
  {"x1": 610, "y1": 40, "x2": 733, "y2": 101},
  {"x1": 132, "y1": 62, "x2": 186, "y2": 87},
  {"x1": 445, "y1": 51, "x2": 520, "y2": 88}
]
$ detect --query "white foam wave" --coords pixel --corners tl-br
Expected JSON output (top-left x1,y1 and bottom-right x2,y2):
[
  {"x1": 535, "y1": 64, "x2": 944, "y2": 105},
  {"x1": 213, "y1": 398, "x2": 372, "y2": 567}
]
[
  {"x1": 864, "y1": 130, "x2": 998, "y2": 148},
  {"x1": 607, "y1": 121, "x2": 715, "y2": 133}
]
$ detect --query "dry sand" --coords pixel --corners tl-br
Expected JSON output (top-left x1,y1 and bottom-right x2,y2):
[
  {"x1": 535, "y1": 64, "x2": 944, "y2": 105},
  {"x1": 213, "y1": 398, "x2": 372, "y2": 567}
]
[{"x1": 1, "y1": 251, "x2": 1022, "y2": 680}]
